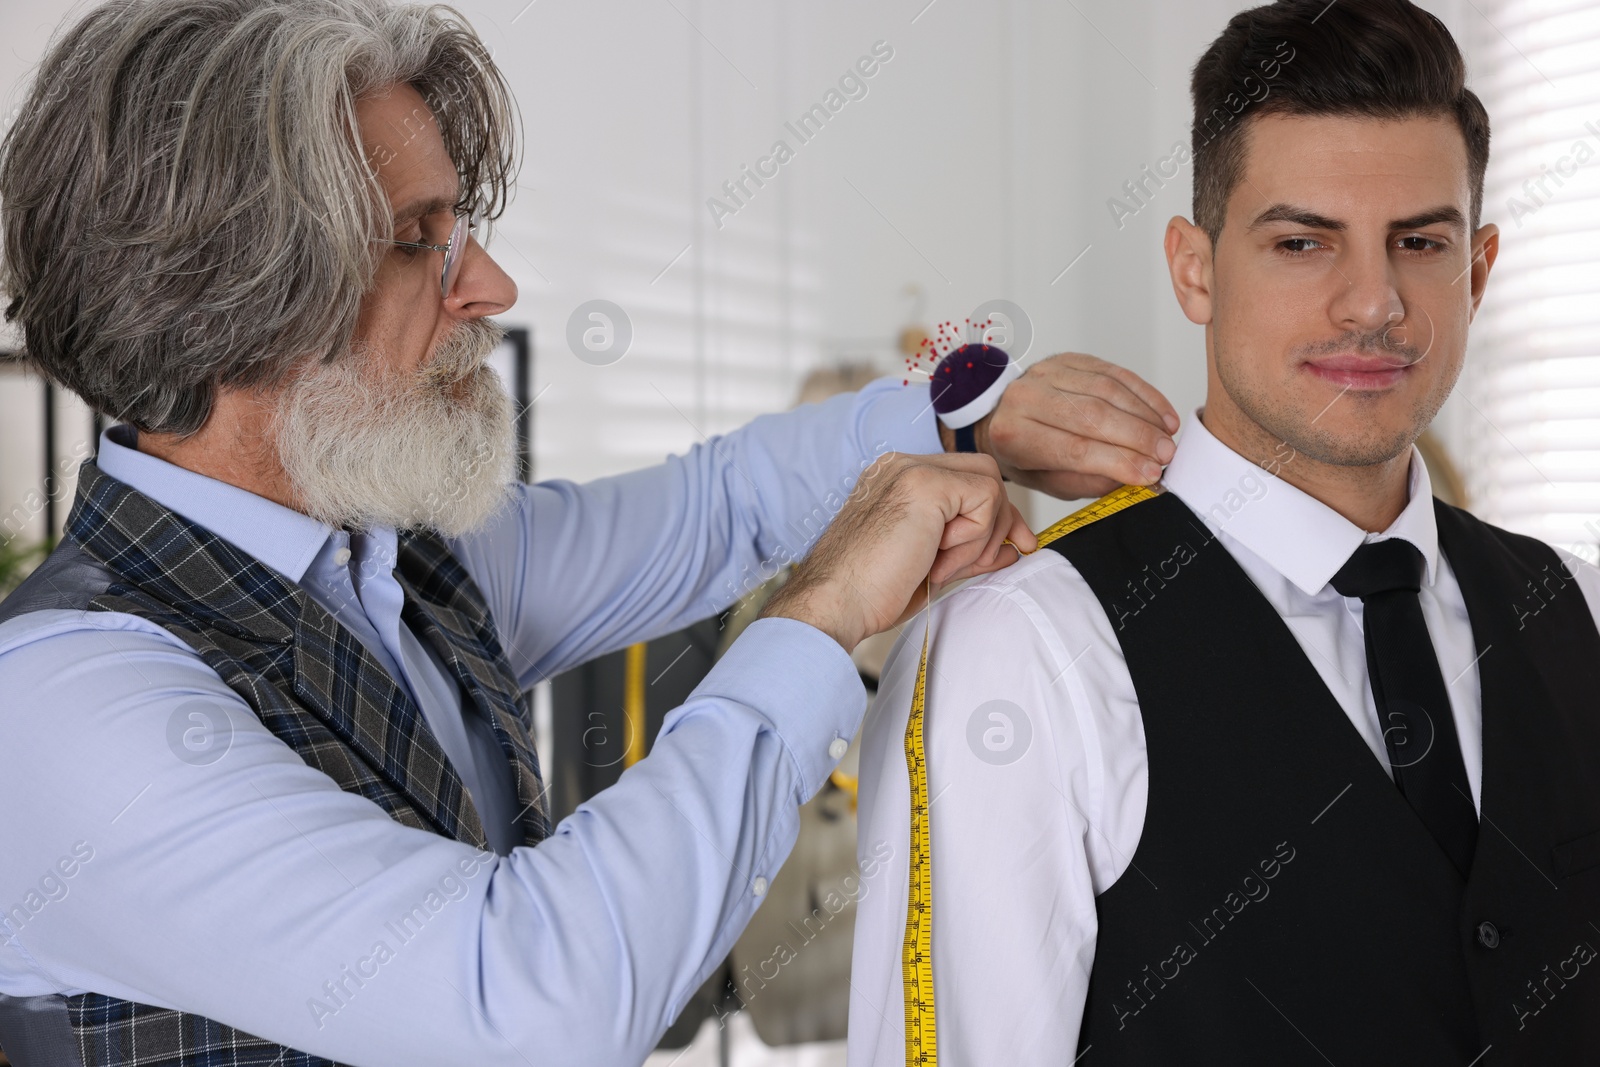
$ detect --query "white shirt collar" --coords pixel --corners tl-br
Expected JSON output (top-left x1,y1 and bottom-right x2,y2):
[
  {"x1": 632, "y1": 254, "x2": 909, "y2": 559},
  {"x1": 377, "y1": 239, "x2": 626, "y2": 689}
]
[{"x1": 1160, "y1": 409, "x2": 1439, "y2": 597}]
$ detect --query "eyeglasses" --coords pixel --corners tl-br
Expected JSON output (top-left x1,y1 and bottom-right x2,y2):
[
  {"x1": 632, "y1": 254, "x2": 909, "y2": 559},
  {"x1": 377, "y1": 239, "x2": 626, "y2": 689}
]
[{"x1": 383, "y1": 206, "x2": 482, "y2": 299}]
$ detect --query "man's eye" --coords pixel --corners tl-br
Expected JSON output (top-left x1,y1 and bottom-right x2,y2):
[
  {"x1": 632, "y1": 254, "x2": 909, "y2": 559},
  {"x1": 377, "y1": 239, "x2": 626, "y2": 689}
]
[
  {"x1": 1277, "y1": 237, "x2": 1324, "y2": 256},
  {"x1": 1398, "y1": 235, "x2": 1444, "y2": 253}
]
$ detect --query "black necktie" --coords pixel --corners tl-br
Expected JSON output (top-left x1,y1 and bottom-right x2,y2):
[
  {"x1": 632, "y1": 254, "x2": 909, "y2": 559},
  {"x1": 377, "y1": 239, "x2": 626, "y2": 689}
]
[{"x1": 1330, "y1": 539, "x2": 1478, "y2": 878}]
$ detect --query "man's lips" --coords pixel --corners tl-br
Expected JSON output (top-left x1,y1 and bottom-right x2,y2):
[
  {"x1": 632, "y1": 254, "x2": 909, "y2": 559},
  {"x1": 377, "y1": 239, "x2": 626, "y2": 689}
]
[{"x1": 1303, "y1": 352, "x2": 1415, "y2": 391}]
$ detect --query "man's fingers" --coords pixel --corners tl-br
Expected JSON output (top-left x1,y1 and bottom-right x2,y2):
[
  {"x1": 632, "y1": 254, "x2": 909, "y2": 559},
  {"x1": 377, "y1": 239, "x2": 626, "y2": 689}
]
[
  {"x1": 978, "y1": 499, "x2": 1034, "y2": 567},
  {"x1": 1043, "y1": 387, "x2": 1175, "y2": 466},
  {"x1": 1013, "y1": 469, "x2": 1122, "y2": 501},
  {"x1": 1054, "y1": 364, "x2": 1173, "y2": 438},
  {"x1": 1006, "y1": 504, "x2": 1038, "y2": 555},
  {"x1": 1095, "y1": 360, "x2": 1181, "y2": 434},
  {"x1": 1039, "y1": 354, "x2": 1180, "y2": 435},
  {"x1": 935, "y1": 501, "x2": 1032, "y2": 585},
  {"x1": 986, "y1": 352, "x2": 1181, "y2": 505},
  {"x1": 932, "y1": 468, "x2": 1006, "y2": 551},
  {"x1": 928, "y1": 467, "x2": 1011, "y2": 583},
  {"x1": 992, "y1": 374, "x2": 1172, "y2": 475},
  {"x1": 930, "y1": 473, "x2": 1036, "y2": 585},
  {"x1": 763, "y1": 450, "x2": 1027, "y2": 647},
  {"x1": 970, "y1": 498, "x2": 1017, "y2": 571},
  {"x1": 1012, "y1": 422, "x2": 1165, "y2": 486}
]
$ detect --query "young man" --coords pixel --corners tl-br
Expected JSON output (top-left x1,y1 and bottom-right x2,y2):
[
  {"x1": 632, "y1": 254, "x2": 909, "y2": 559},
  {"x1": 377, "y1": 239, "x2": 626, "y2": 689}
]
[
  {"x1": 850, "y1": 1, "x2": 1600, "y2": 1063},
  {"x1": 0, "y1": 2, "x2": 1179, "y2": 1066}
]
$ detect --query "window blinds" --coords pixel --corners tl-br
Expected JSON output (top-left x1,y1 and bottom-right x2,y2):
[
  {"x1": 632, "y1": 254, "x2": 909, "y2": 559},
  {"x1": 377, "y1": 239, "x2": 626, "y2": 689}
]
[{"x1": 1464, "y1": 0, "x2": 1600, "y2": 559}]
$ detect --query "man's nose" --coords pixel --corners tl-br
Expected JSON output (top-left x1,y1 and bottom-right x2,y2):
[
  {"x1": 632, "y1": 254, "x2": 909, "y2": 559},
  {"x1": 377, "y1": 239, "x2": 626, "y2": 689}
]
[
  {"x1": 1328, "y1": 242, "x2": 1404, "y2": 336},
  {"x1": 446, "y1": 235, "x2": 517, "y2": 318}
]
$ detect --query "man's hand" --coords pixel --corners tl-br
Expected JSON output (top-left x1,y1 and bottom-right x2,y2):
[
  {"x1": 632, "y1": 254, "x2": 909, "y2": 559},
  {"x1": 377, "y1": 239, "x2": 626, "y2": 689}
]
[
  {"x1": 760, "y1": 452, "x2": 1036, "y2": 650},
  {"x1": 944, "y1": 352, "x2": 1180, "y2": 500}
]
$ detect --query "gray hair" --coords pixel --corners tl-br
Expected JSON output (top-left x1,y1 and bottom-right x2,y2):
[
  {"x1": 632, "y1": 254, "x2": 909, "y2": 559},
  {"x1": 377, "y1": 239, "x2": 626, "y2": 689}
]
[{"x1": 0, "y1": 0, "x2": 518, "y2": 436}]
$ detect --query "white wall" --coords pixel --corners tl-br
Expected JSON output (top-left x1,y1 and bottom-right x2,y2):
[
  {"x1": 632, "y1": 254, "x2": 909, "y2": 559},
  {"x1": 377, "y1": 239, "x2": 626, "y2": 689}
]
[
  {"x1": 0, "y1": 0, "x2": 1495, "y2": 543},
  {"x1": 486, "y1": 0, "x2": 1262, "y2": 525}
]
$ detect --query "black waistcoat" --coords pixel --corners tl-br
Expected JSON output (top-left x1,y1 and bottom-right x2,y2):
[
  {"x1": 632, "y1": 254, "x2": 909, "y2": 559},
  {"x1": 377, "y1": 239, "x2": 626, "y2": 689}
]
[{"x1": 1047, "y1": 490, "x2": 1600, "y2": 1065}]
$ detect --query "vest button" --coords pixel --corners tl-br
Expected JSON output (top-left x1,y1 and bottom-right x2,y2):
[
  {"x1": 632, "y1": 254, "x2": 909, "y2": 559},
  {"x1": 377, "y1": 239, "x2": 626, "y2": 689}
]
[{"x1": 1476, "y1": 921, "x2": 1500, "y2": 949}]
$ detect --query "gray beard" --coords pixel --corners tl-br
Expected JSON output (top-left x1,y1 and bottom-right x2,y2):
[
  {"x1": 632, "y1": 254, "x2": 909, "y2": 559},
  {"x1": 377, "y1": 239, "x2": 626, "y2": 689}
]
[{"x1": 273, "y1": 318, "x2": 517, "y2": 539}]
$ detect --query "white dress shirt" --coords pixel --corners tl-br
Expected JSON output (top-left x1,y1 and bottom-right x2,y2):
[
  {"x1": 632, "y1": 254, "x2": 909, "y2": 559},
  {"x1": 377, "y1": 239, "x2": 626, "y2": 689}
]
[{"x1": 847, "y1": 412, "x2": 1600, "y2": 1066}]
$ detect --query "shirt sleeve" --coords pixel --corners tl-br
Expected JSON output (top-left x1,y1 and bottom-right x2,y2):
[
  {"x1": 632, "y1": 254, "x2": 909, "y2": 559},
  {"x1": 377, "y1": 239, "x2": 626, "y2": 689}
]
[
  {"x1": 449, "y1": 377, "x2": 941, "y2": 688},
  {"x1": 846, "y1": 551, "x2": 1146, "y2": 1066},
  {"x1": 0, "y1": 608, "x2": 862, "y2": 1067}
]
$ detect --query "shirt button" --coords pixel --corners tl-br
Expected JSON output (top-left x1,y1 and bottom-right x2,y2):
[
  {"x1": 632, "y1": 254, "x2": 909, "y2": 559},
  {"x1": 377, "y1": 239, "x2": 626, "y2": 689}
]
[
  {"x1": 1476, "y1": 921, "x2": 1500, "y2": 949},
  {"x1": 752, "y1": 876, "x2": 769, "y2": 897},
  {"x1": 333, "y1": 547, "x2": 352, "y2": 566},
  {"x1": 828, "y1": 737, "x2": 849, "y2": 761}
]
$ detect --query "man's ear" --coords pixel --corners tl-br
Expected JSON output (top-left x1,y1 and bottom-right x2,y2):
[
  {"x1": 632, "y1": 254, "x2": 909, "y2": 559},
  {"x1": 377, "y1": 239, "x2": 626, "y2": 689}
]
[
  {"x1": 1467, "y1": 222, "x2": 1499, "y2": 323},
  {"x1": 1165, "y1": 216, "x2": 1214, "y2": 326}
]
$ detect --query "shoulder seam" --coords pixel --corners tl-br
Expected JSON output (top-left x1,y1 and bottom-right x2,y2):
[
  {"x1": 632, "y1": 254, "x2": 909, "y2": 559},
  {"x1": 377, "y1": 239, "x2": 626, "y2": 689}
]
[{"x1": 1036, "y1": 484, "x2": 1160, "y2": 549}]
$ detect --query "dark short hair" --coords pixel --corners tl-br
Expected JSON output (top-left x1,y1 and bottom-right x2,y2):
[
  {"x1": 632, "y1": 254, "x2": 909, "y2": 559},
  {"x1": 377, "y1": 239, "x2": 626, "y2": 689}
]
[{"x1": 1190, "y1": 0, "x2": 1490, "y2": 245}]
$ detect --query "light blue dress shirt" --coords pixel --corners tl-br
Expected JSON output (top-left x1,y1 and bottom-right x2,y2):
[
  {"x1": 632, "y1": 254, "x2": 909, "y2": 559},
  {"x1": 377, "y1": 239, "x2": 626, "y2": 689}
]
[{"x1": 0, "y1": 377, "x2": 939, "y2": 1066}]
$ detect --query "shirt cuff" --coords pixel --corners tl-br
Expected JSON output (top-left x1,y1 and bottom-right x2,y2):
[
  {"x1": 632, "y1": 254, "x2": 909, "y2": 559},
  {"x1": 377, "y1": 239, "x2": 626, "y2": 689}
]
[
  {"x1": 688, "y1": 616, "x2": 866, "y2": 803},
  {"x1": 860, "y1": 379, "x2": 942, "y2": 457}
]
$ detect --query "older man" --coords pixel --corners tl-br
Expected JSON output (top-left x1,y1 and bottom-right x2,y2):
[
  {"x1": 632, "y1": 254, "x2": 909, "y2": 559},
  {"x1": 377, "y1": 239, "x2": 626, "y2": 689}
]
[{"x1": 0, "y1": 2, "x2": 1176, "y2": 1065}]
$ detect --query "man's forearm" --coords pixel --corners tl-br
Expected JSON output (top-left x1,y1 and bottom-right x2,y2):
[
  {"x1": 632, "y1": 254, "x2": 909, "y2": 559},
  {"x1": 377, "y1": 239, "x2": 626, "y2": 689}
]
[{"x1": 469, "y1": 378, "x2": 946, "y2": 682}]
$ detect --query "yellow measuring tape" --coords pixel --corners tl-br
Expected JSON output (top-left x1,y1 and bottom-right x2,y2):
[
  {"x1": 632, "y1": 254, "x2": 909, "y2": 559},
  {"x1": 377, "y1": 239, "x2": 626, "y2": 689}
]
[
  {"x1": 902, "y1": 573, "x2": 938, "y2": 1065},
  {"x1": 901, "y1": 484, "x2": 1157, "y2": 1064}
]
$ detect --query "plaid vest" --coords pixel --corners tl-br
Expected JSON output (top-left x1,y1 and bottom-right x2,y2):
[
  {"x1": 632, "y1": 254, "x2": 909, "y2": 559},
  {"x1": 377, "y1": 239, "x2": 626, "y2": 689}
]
[{"x1": 0, "y1": 460, "x2": 551, "y2": 1067}]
